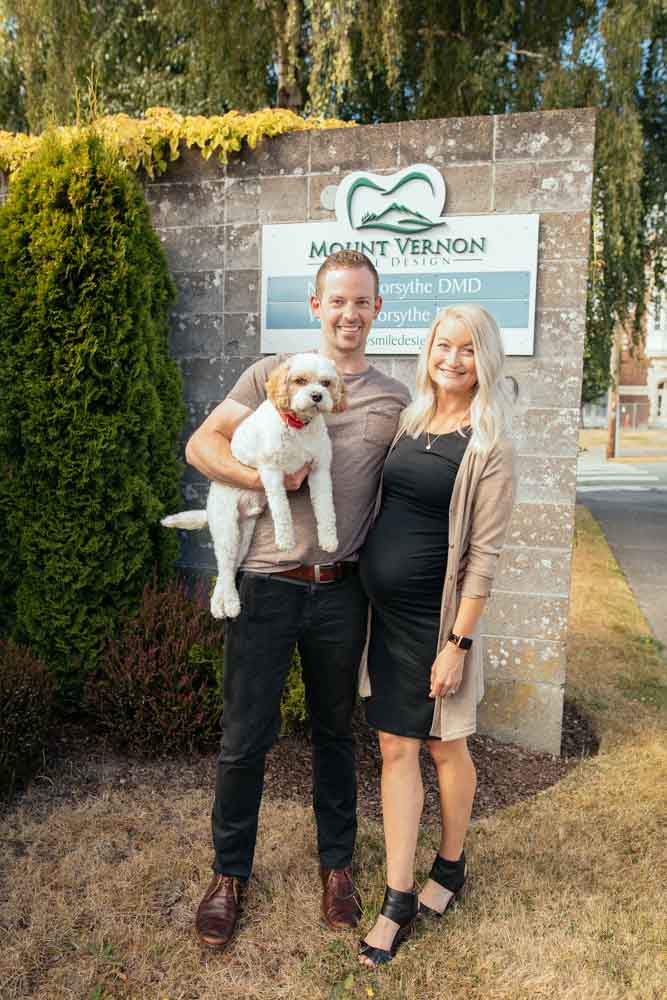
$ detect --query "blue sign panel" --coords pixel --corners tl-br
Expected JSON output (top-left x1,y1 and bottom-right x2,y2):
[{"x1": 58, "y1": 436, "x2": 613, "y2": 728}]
[{"x1": 266, "y1": 271, "x2": 531, "y2": 332}]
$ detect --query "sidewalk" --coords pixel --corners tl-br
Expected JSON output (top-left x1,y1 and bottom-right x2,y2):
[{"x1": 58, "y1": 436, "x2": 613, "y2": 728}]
[{"x1": 577, "y1": 432, "x2": 667, "y2": 655}]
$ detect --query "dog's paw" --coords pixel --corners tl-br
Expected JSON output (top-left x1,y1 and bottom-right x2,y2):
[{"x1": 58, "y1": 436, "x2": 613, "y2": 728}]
[
  {"x1": 210, "y1": 596, "x2": 226, "y2": 619},
  {"x1": 211, "y1": 584, "x2": 229, "y2": 620},
  {"x1": 224, "y1": 597, "x2": 241, "y2": 618},
  {"x1": 239, "y1": 493, "x2": 266, "y2": 518},
  {"x1": 319, "y1": 533, "x2": 338, "y2": 553},
  {"x1": 275, "y1": 532, "x2": 296, "y2": 551}
]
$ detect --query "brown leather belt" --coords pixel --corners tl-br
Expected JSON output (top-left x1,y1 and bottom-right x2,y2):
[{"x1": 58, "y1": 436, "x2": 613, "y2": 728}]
[{"x1": 272, "y1": 561, "x2": 358, "y2": 584}]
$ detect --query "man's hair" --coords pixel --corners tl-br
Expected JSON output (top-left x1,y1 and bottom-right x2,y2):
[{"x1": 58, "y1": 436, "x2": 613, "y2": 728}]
[{"x1": 315, "y1": 250, "x2": 379, "y2": 299}]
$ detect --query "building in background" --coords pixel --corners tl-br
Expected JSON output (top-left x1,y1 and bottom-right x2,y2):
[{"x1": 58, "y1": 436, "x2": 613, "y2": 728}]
[
  {"x1": 646, "y1": 293, "x2": 667, "y2": 427},
  {"x1": 618, "y1": 322, "x2": 651, "y2": 431},
  {"x1": 582, "y1": 292, "x2": 667, "y2": 429}
]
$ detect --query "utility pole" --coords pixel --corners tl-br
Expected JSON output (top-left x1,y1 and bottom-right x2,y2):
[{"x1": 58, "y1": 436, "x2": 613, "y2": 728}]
[{"x1": 606, "y1": 327, "x2": 622, "y2": 459}]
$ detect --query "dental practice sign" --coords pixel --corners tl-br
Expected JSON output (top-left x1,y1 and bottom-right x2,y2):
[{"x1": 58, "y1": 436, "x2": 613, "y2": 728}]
[{"x1": 261, "y1": 164, "x2": 539, "y2": 356}]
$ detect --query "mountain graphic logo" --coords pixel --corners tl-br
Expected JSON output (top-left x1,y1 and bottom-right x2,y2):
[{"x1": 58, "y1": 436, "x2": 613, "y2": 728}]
[{"x1": 336, "y1": 166, "x2": 447, "y2": 235}]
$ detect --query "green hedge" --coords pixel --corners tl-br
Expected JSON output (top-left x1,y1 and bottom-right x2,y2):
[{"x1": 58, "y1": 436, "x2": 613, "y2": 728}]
[{"x1": 0, "y1": 131, "x2": 185, "y2": 706}]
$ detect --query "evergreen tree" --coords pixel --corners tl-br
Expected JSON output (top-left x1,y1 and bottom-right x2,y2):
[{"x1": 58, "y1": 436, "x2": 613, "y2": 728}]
[{"x1": 0, "y1": 131, "x2": 184, "y2": 703}]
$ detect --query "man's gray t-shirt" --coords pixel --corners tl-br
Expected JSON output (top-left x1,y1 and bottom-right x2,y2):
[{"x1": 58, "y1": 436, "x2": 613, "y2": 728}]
[{"x1": 228, "y1": 355, "x2": 411, "y2": 572}]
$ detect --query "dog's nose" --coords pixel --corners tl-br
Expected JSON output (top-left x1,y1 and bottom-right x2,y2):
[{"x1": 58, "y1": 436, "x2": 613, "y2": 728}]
[{"x1": 311, "y1": 392, "x2": 322, "y2": 402}]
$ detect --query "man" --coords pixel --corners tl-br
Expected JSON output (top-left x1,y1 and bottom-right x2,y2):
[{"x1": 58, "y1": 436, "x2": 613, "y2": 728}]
[{"x1": 186, "y1": 250, "x2": 410, "y2": 950}]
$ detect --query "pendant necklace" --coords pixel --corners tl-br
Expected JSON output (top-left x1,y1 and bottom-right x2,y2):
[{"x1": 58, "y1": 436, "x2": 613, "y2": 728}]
[
  {"x1": 425, "y1": 430, "x2": 442, "y2": 451},
  {"x1": 425, "y1": 410, "x2": 470, "y2": 452}
]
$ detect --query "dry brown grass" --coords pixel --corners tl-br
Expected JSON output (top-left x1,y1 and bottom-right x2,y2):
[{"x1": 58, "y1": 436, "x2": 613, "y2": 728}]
[
  {"x1": 1, "y1": 507, "x2": 666, "y2": 1000},
  {"x1": 567, "y1": 506, "x2": 667, "y2": 746},
  {"x1": 578, "y1": 427, "x2": 667, "y2": 454}
]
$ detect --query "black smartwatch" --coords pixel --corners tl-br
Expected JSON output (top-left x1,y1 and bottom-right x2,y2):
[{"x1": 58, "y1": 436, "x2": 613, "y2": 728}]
[{"x1": 448, "y1": 631, "x2": 473, "y2": 650}]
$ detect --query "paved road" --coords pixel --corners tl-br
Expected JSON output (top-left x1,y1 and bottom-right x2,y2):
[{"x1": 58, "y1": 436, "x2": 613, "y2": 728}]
[{"x1": 577, "y1": 449, "x2": 667, "y2": 652}]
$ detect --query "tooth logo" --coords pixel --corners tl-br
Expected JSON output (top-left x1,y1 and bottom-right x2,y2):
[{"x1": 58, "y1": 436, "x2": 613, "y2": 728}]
[{"x1": 335, "y1": 164, "x2": 447, "y2": 235}]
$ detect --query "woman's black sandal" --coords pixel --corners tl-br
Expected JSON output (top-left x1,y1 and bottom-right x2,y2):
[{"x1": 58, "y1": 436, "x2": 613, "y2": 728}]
[
  {"x1": 418, "y1": 851, "x2": 467, "y2": 919},
  {"x1": 358, "y1": 885, "x2": 418, "y2": 968}
]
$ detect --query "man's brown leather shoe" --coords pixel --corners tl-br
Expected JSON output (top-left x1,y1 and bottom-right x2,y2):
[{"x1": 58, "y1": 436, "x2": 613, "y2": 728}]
[
  {"x1": 195, "y1": 874, "x2": 242, "y2": 949},
  {"x1": 320, "y1": 865, "x2": 361, "y2": 930}
]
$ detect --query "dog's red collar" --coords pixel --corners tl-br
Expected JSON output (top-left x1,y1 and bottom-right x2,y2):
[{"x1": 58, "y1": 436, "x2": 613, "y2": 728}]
[{"x1": 279, "y1": 410, "x2": 309, "y2": 430}]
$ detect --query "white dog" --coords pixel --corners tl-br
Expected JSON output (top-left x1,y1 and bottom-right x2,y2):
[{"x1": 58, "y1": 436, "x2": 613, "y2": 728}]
[{"x1": 161, "y1": 353, "x2": 346, "y2": 619}]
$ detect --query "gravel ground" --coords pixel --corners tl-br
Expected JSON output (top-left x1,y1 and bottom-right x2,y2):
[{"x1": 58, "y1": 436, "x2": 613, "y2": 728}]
[
  {"x1": 2, "y1": 699, "x2": 598, "y2": 828},
  {"x1": 268, "y1": 698, "x2": 599, "y2": 823}
]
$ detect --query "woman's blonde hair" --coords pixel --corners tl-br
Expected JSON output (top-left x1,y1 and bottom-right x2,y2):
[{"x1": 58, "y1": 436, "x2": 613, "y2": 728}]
[{"x1": 400, "y1": 304, "x2": 513, "y2": 455}]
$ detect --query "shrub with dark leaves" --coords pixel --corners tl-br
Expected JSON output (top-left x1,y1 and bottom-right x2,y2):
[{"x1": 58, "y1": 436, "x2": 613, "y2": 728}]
[
  {"x1": 0, "y1": 639, "x2": 55, "y2": 795},
  {"x1": 85, "y1": 577, "x2": 224, "y2": 755}
]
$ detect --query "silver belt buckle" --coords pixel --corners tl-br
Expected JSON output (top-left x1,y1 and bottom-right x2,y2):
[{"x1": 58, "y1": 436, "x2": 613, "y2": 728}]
[{"x1": 314, "y1": 562, "x2": 336, "y2": 583}]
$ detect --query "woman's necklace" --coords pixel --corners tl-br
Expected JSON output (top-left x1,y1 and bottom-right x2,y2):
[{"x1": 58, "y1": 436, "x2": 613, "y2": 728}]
[{"x1": 425, "y1": 410, "x2": 470, "y2": 451}]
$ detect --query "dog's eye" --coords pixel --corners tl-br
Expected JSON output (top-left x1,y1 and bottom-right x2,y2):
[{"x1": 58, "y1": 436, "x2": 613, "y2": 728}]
[
  {"x1": 321, "y1": 380, "x2": 331, "y2": 387},
  {"x1": 294, "y1": 377, "x2": 307, "y2": 385}
]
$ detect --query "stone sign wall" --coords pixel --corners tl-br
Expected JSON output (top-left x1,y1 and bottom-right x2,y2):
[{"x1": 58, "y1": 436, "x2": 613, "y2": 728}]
[
  {"x1": 145, "y1": 108, "x2": 595, "y2": 755},
  {"x1": 4, "y1": 108, "x2": 596, "y2": 754}
]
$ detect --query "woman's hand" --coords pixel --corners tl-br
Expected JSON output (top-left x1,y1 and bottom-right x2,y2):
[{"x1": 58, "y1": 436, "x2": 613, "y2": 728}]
[{"x1": 429, "y1": 643, "x2": 466, "y2": 699}]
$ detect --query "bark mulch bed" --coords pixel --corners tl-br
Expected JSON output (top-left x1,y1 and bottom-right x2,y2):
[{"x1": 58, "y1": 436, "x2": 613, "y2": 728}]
[
  {"x1": 267, "y1": 697, "x2": 600, "y2": 823},
  {"x1": 2, "y1": 697, "x2": 599, "y2": 828}
]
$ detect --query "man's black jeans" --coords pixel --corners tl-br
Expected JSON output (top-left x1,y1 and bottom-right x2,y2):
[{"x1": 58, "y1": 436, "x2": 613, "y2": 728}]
[{"x1": 212, "y1": 570, "x2": 368, "y2": 880}]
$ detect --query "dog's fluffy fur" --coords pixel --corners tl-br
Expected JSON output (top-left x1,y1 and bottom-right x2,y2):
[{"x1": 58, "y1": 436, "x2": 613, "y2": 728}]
[{"x1": 161, "y1": 353, "x2": 346, "y2": 618}]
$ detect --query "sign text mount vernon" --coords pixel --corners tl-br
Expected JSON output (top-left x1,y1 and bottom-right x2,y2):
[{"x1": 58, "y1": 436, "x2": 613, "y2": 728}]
[{"x1": 261, "y1": 164, "x2": 539, "y2": 356}]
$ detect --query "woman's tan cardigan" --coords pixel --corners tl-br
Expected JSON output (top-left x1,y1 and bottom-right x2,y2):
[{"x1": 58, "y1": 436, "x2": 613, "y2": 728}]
[{"x1": 358, "y1": 432, "x2": 517, "y2": 741}]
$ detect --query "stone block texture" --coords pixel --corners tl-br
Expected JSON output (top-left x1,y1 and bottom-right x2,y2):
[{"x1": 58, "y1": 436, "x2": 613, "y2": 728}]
[{"x1": 143, "y1": 107, "x2": 595, "y2": 754}]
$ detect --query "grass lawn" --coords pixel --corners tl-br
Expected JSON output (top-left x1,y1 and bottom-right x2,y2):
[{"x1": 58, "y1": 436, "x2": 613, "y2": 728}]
[
  {"x1": 579, "y1": 427, "x2": 667, "y2": 455},
  {"x1": 1, "y1": 507, "x2": 666, "y2": 1000}
]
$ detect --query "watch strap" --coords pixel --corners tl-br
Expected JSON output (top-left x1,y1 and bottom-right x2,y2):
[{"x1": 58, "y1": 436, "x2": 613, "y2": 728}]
[{"x1": 448, "y1": 631, "x2": 473, "y2": 650}]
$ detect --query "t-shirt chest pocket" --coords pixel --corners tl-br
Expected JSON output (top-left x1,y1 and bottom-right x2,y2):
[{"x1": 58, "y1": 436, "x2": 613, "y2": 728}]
[{"x1": 363, "y1": 408, "x2": 398, "y2": 446}]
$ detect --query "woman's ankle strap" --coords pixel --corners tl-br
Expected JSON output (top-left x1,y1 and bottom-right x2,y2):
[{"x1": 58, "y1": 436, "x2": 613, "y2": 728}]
[
  {"x1": 429, "y1": 852, "x2": 466, "y2": 893},
  {"x1": 380, "y1": 884, "x2": 418, "y2": 924}
]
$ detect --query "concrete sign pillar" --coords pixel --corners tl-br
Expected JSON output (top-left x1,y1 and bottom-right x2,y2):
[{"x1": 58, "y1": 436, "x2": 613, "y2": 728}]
[{"x1": 146, "y1": 108, "x2": 596, "y2": 754}]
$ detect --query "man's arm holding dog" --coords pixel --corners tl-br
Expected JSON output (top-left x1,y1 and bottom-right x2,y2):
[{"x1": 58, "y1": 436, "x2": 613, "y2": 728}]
[{"x1": 185, "y1": 399, "x2": 309, "y2": 492}]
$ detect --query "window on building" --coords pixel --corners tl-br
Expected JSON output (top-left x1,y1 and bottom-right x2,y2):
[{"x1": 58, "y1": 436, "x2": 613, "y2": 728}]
[{"x1": 647, "y1": 293, "x2": 667, "y2": 354}]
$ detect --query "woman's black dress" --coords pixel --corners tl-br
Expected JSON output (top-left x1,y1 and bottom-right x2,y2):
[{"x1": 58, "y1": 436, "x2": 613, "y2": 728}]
[{"x1": 359, "y1": 429, "x2": 470, "y2": 738}]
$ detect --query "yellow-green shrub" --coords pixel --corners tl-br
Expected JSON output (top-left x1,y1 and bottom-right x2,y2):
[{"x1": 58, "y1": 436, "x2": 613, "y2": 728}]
[{"x1": 0, "y1": 105, "x2": 354, "y2": 177}]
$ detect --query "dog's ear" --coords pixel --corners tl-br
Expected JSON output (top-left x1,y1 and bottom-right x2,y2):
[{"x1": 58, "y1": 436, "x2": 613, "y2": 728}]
[
  {"x1": 266, "y1": 362, "x2": 292, "y2": 412},
  {"x1": 332, "y1": 374, "x2": 347, "y2": 413}
]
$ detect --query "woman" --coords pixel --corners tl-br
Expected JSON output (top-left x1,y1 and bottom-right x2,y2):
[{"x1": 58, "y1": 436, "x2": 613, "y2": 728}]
[{"x1": 357, "y1": 303, "x2": 516, "y2": 968}]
